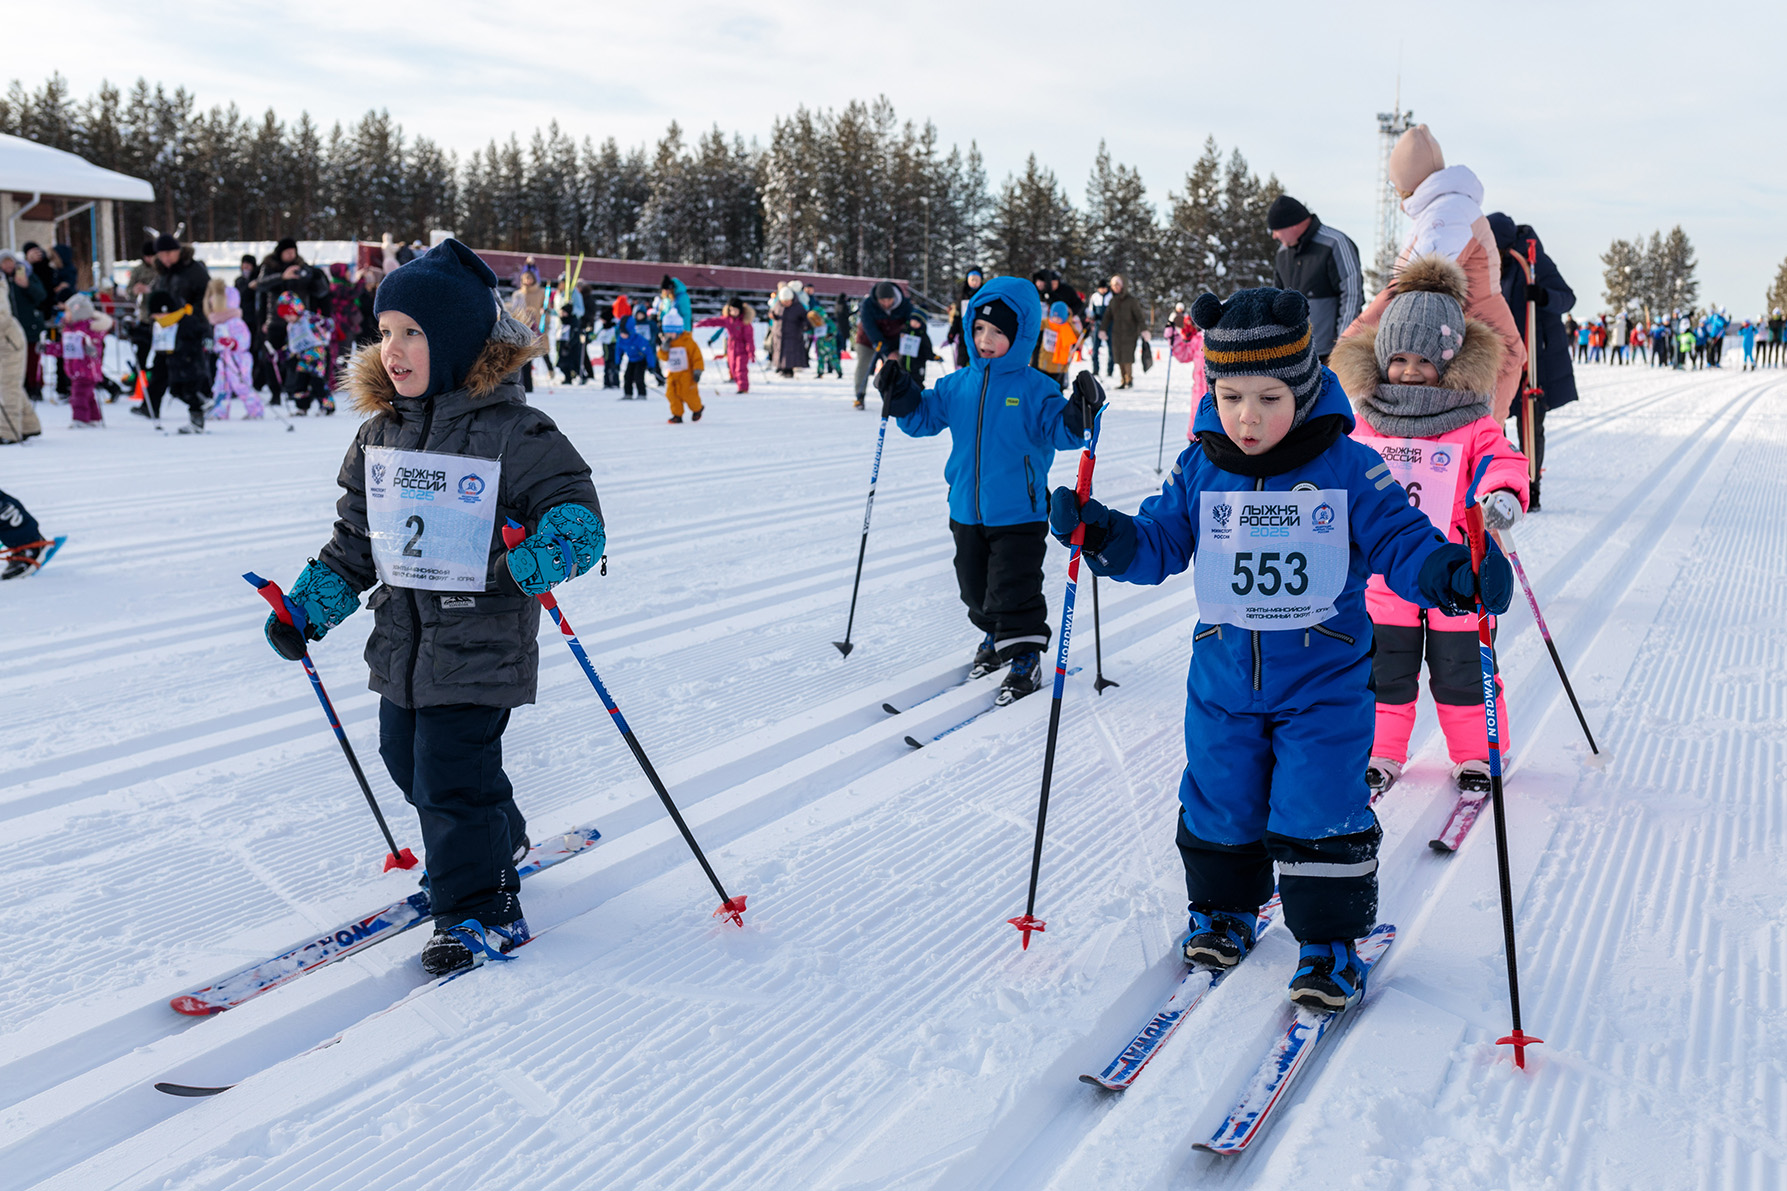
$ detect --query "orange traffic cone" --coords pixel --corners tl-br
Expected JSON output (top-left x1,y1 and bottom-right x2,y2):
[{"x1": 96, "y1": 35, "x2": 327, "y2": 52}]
[{"x1": 130, "y1": 370, "x2": 147, "y2": 404}]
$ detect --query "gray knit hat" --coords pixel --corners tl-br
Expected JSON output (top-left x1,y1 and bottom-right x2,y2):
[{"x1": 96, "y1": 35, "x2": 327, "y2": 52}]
[
  {"x1": 1190, "y1": 287, "x2": 1323, "y2": 426},
  {"x1": 1374, "y1": 254, "x2": 1469, "y2": 379}
]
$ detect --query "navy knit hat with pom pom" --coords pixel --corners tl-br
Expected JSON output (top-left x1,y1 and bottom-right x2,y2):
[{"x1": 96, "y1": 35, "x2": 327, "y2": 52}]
[{"x1": 1190, "y1": 288, "x2": 1323, "y2": 427}]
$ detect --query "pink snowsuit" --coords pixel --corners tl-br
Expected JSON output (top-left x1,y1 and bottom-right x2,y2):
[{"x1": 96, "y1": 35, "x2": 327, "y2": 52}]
[
  {"x1": 45, "y1": 316, "x2": 109, "y2": 424},
  {"x1": 696, "y1": 314, "x2": 756, "y2": 394},
  {"x1": 1167, "y1": 320, "x2": 1206, "y2": 440},
  {"x1": 211, "y1": 315, "x2": 263, "y2": 418}
]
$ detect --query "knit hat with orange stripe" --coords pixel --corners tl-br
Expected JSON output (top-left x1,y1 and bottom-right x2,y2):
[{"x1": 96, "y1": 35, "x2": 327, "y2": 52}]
[{"x1": 1190, "y1": 287, "x2": 1322, "y2": 427}]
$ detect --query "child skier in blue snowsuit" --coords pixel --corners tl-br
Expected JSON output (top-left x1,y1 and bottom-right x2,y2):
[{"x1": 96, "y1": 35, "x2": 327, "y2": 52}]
[
  {"x1": 1048, "y1": 288, "x2": 1513, "y2": 1010},
  {"x1": 876, "y1": 275, "x2": 1099, "y2": 705}
]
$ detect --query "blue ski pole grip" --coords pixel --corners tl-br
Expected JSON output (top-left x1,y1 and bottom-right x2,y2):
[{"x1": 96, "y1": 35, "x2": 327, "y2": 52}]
[
  {"x1": 244, "y1": 572, "x2": 307, "y2": 635},
  {"x1": 1465, "y1": 454, "x2": 1495, "y2": 506}
]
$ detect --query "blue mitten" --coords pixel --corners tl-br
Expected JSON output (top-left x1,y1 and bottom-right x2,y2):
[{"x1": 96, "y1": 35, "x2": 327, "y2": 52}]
[
  {"x1": 263, "y1": 559, "x2": 359, "y2": 658},
  {"x1": 1418, "y1": 539, "x2": 1513, "y2": 616},
  {"x1": 505, "y1": 504, "x2": 606, "y2": 596},
  {"x1": 1047, "y1": 487, "x2": 1137, "y2": 575}
]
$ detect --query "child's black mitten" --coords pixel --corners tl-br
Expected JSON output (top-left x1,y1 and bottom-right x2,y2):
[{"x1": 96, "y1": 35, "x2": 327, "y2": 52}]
[
  {"x1": 1064, "y1": 372, "x2": 1106, "y2": 437},
  {"x1": 1048, "y1": 488, "x2": 1137, "y2": 574},
  {"x1": 875, "y1": 361, "x2": 921, "y2": 418},
  {"x1": 1418, "y1": 539, "x2": 1514, "y2": 616}
]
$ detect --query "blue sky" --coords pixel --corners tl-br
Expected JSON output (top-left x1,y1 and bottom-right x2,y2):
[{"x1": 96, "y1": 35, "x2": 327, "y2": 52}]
[{"x1": 23, "y1": 0, "x2": 1785, "y2": 312}]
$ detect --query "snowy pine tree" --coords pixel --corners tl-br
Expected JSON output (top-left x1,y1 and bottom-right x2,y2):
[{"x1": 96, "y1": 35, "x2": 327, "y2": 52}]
[
  {"x1": 1083, "y1": 141, "x2": 1157, "y2": 299},
  {"x1": 986, "y1": 155, "x2": 1079, "y2": 283}
]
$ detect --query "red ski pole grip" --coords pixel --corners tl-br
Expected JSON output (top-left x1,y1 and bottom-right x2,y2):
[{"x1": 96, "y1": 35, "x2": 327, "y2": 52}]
[
  {"x1": 501, "y1": 518, "x2": 527, "y2": 551},
  {"x1": 244, "y1": 572, "x2": 297, "y2": 628}
]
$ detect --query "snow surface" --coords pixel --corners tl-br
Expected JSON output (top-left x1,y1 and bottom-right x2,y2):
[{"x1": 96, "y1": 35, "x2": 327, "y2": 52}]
[{"x1": 2, "y1": 360, "x2": 1783, "y2": 1190}]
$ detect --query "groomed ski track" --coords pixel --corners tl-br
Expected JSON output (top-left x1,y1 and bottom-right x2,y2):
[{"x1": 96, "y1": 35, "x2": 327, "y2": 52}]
[{"x1": 1, "y1": 365, "x2": 1779, "y2": 1190}]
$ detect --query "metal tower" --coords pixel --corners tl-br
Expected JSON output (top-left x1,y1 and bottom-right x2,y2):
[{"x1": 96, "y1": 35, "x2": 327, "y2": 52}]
[{"x1": 1372, "y1": 91, "x2": 1414, "y2": 290}]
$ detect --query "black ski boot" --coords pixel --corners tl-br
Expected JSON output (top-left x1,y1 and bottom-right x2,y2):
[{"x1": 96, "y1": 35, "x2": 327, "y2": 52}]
[
  {"x1": 1454, "y1": 760, "x2": 1492, "y2": 796},
  {"x1": 1182, "y1": 908, "x2": 1257, "y2": 968},
  {"x1": 420, "y1": 917, "x2": 530, "y2": 977},
  {"x1": 1365, "y1": 757, "x2": 1401, "y2": 799},
  {"x1": 1288, "y1": 939, "x2": 1367, "y2": 1011},
  {"x1": 969, "y1": 632, "x2": 1000, "y2": 679},
  {"x1": 177, "y1": 404, "x2": 205, "y2": 435},
  {"x1": 512, "y1": 835, "x2": 531, "y2": 865},
  {"x1": 995, "y1": 651, "x2": 1042, "y2": 706},
  {"x1": 2, "y1": 544, "x2": 43, "y2": 580}
]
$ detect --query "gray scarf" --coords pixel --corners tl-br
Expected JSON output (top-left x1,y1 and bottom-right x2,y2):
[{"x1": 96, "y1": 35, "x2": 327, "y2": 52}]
[{"x1": 1356, "y1": 381, "x2": 1488, "y2": 438}]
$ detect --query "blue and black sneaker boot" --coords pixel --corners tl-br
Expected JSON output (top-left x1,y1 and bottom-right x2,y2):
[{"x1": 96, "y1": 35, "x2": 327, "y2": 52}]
[
  {"x1": 1182, "y1": 908, "x2": 1257, "y2": 968},
  {"x1": 969, "y1": 632, "x2": 1000, "y2": 679},
  {"x1": 1288, "y1": 939, "x2": 1367, "y2": 1011},
  {"x1": 420, "y1": 917, "x2": 531, "y2": 977},
  {"x1": 995, "y1": 651, "x2": 1042, "y2": 706}
]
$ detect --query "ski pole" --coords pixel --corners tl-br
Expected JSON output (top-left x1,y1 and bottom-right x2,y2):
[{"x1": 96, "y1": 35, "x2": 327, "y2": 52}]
[
  {"x1": 1495, "y1": 526, "x2": 1599, "y2": 755},
  {"x1": 1154, "y1": 336, "x2": 1175, "y2": 474},
  {"x1": 1009, "y1": 402, "x2": 1101, "y2": 950},
  {"x1": 1090, "y1": 573, "x2": 1117, "y2": 694},
  {"x1": 1516, "y1": 240, "x2": 1543, "y2": 485},
  {"x1": 501, "y1": 520, "x2": 747, "y2": 926},
  {"x1": 832, "y1": 413, "x2": 889, "y2": 658},
  {"x1": 1462, "y1": 459, "x2": 1542, "y2": 1068},
  {"x1": 242, "y1": 573, "x2": 418, "y2": 873}
]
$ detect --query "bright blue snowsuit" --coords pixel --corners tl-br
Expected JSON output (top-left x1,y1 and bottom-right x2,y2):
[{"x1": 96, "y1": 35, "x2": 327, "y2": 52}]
[
  {"x1": 1095, "y1": 371, "x2": 1448, "y2": 941},
  {"x1": 896, "y1": 275, "x2": 1084, "y2": 527},
  {"x1": 897, "y1": 275, "x2": 1087, "y2": 657}
]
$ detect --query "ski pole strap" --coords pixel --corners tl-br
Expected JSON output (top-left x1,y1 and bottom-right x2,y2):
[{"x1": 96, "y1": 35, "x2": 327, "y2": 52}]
[
  {"x1": 1464, "y1": 454, "x2": 1495, "y2": 507},
  {"x1": 447, "y1": 919, "x2": 516, "y2": 965},
  {"x1": 244, "y1": 571, "x2": 307, "y2": 635}
]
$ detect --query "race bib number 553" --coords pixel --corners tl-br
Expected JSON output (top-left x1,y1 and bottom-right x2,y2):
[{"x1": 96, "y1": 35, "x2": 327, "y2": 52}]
[
  {"x1": 365, "y1": 446, "x2": 502, "y2": 591},
  {"x1": 1195, "y1": 489, "x2": 1349, "y2": 631}
]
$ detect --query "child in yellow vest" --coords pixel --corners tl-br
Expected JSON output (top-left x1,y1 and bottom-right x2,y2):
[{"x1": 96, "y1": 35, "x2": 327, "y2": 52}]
[{"x1": 658, "y1": 309, "x2": 705, "y2": 423}]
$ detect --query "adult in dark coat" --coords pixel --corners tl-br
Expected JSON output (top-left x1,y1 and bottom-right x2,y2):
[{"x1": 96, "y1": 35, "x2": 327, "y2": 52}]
[
  {"x1": 946, "y1": 266, "x2": 986, "y2": 368},
  {"x1": 1487, "y1": 213, "x2": 1576, "y2": 511},
  {"x1": 252, "y1": 238, "x2": 329, "y2": 329},
  {"x1": 148, "y1": 234, "x2": 213, "y2": 432},
  {"x1": 851, "y1": 280, "x2": 915, "y2": 405},
  {"x1": 1099, "y1": 274, "x2": 1148, "y2": 388},
  {"x1": 1, "y1": 250, "x2": 46, "y2": 399},
  {"x1": 1032, "y1": 270, "x2": 1086, "y2": 322},
  {"x1": 774, "y1": 290, "x2": 811, "y2": 374}
]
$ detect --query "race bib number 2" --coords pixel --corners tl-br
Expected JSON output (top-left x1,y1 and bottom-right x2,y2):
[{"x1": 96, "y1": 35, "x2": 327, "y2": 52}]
[
  {"x1": 1194, "y1": 489, "x2": 1350, "y2": 631},
  {"x1": 364, "y1": 446, "x2": 502, "y2": 591}
]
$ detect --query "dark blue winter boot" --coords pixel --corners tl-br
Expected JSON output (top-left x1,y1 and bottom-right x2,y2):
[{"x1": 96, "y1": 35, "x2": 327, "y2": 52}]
[
  {"x1": 1288, "y1": 939, "x2": 1367, "y2": 1011},
  {"x1": 1182, "y1": 908, "x2": 1257, "y2": 968},
  {"x1": 969, "y1": 632, "x2": 1000, "y2": 679},
  {"x1": 995, "y1": 651, "x2": 1042, "y2": 706}
]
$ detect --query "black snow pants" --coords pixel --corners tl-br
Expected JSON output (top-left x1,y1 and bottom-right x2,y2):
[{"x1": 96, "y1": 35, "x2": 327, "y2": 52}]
[
  {"x1": 949, "y1": 519, "x2": 1050, "y2": 659},
  {"x1": 379, "y1": 699, "x2": 528, "y2": 928},
  {"x1": 1176, "y1": 814, "x2": 1382, "y2": 943}
]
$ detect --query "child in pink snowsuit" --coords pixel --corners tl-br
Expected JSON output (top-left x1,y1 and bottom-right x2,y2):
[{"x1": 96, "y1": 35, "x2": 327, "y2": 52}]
[
  {"x1": 696, "y1": 299, "x2": 756, "y2": 394},
  {"x1": 205, "y1": 280, "x2": 263, "y2": 419},
  {"x1": 44, "y1": 294, "x2": 110, "y2": 425},
  {"x1": 1166, "y1": 306, "x2": 1207, "y2": 440},
  {"x1": 1331, "y1": 255, "x2": 1528, "y2": 798}
]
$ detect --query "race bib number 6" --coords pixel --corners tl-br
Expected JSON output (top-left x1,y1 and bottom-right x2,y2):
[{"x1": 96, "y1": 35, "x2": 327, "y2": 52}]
[
  {"x1": 1195, "y1": 488, "x2": 1350, "y2": 631},
  {"x1": 365, "y1": 446, "x2": 502, "y2": 591}
]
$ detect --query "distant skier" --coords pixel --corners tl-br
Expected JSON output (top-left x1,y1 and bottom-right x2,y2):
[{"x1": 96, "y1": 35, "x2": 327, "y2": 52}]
[
  {"x1": 1047, "y1": 287, "x2": 1513, "y2": 1010},
  {"x1": 696, "y1": 298, "x2": 756, "y2": 393},
  {"x1": 614, "y1": 299, "x2": 652, "y2": 400},
  {"x1": 1330, "y1": 255, "x2": 1529, "y2": 800},
  {"x1": 657, "y1": 305, "x2": 706, "y2": 423},
  {"x1": 876, "y1": 276, "x2": 1094, "y2": 705},
  {"x1": 259, "y1": 238, "x2": 605, "y2": 978}
]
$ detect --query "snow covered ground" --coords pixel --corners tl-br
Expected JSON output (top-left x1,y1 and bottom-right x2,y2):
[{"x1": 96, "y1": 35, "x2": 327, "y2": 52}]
[{"x1": 2, "y1": 359, "x2": 1782, "y2": 1190}]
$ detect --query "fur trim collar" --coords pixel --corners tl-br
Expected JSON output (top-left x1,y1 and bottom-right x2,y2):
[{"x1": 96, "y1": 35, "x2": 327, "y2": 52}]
[{"x1": 347, "y1": 336, "x2": 545, "y2": 416}]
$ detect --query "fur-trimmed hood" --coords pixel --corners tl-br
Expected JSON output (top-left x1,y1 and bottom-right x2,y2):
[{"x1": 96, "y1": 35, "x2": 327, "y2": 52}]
[
  {"x1": 1331, "y1": 313, "x2": 1501, "y2": 404},
  {"x1": 347, "y1": 336, "x2": 545, "y2": 416}
]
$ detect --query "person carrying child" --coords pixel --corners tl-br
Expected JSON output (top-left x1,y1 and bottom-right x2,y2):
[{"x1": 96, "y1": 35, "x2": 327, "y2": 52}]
[
  {"x1": 204, "y1": 280, "x2": 263, "y2": 420},
  {"x1": 1047, "y1": 286, "x2": 1513, "y2": 1010},
  {"x1": 1037, "y1": 300, "x2": 1078, "y2": 391},
  {"x1": 43, "y1": 293, "x2": 111, "y2": 426},
  {"x1": 1330, "y1": 255, "x2": 1528, "y2": 800},
  {"x1": 260, "y1": 239, "x2": 604, "y2": 977},
  {"x1": 696, "y1": 298, "x2": 756, "y2": 394},
  {"x1": 657, "y1": 306, "x2": 705, "y2": 423},
  {"x1": 276, "y1": 293, "x2": 335, "y2": 415},
  {"x1": 876, "y1": 276, "x2": 1096, "y2": 705}
]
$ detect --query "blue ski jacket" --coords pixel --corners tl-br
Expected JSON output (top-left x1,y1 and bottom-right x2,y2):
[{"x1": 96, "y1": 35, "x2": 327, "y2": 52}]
[
  {"x1": 615, "y1": 314, "x2": 651, "y2": 363},
  {"x1": 1106, "y1": 371, "x2": 1447, "y2": 712},
  {"x1": 895, "y1": 275, "x2": 1084, "y2": 526}
]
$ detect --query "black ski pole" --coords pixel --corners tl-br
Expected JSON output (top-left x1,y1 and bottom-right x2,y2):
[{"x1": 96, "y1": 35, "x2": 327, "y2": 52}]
[
  {"x1": 1090, "y1": 571, "x2": 1118, "y2": 694},
  {"x1": 502, "y1": 523, "x2": 747, "y2": 925},
  {"x1": 1463, "y1": 463, "x2": 1542, "y2": 1068},
  {"x1": 833, "y1": 413, "x2": 890, "y2": 658},
  {"x1": 245, "y1": 573, "x2": 419, "y2": 873},
  {"x1": 1498, "y1": 527, "x2": 1599, "y2": 755}
]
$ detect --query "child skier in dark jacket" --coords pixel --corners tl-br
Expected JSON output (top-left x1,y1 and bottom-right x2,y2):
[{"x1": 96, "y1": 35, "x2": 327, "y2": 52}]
[
  {"x1": 877, "y1": 274, "x2": 1095, "y2": 704},
  {"x1": 1048, "y1": 287, "x2": 1513, "y2": 1010},
  {"x1": 261, "y1": 239, "x2": 605, "y2": 978}
]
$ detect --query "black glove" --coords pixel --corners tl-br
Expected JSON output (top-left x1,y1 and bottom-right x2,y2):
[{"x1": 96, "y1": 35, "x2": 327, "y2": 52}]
[
  {"x1": 1047, "y1": 487, "x2": 1138, "y2": 574},
  {"x1": 264, "y1": 615, "x2": 310, "y2": 661},
  {"x1": 875, "y1": 360, "x2": 921, "y2": 418},
  {"x1": 1064, "y1": 372, "x2": 1106, "y2": 437},
  {"x1": 1528, "y1": 284, "x2": 1548, "y2": 308},
  {"x1": 1417, "y1": 539, "x2": 1514, "y2": 617}
]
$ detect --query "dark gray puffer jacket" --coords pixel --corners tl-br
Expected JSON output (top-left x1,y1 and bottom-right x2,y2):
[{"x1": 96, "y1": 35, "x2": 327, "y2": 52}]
[{"x1": 318, "y1": 339, "x2": 601, "y2": 709}]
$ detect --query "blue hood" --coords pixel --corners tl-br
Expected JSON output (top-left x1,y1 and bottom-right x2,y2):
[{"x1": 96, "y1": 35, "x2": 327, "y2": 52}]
[
  {"x1": 963, "y1": 275, "x2": 1041, "y2": 376},
  {"x1": 1191, "y1": 367, "x2": 1356, "y2": 437}
]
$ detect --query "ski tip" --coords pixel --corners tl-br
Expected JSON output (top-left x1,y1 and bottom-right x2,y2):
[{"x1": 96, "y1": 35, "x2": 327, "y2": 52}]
[
  {"x1": 715, "y1": 894, "x2": 748, "y2": 927},
  {"x1": 168, "y1": 995, "x2": 224, "y2": 1017},
  {"x1": 1428, "y1": 837, "x2": 1457, "y2": 854},
  {"x1": 1078, "y1": 1073, "x2": 1124, "y2": 1092},
  {"x1": 832, "y1": 641, "x2": 855, "y2": 658},
  {"x1": 383, "y1": 847, "x2": 421, "y2": 872},
  {"x1": 904, "y1": 736, "x2": 924, "y2": 749},
  {"x1": 881, "y1": 702, "x2": 901, "y2": 715},
  {"x1": 154, "y1": 1081, "x2": 234, "y2": 1097}
]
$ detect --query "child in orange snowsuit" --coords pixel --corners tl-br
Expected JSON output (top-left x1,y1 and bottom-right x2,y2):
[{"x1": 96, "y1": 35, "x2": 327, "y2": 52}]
[
  {"x1": 658, "y1": 310, "x2": 705, "y2": 423},
  {"x1": 1037, "y1": 301, "x2": 1077, "y2": 390}
]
